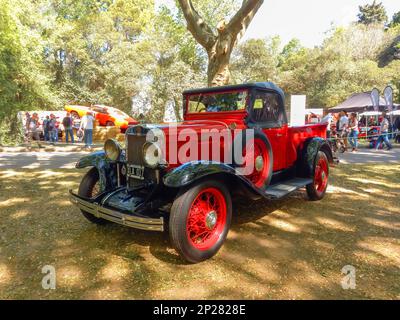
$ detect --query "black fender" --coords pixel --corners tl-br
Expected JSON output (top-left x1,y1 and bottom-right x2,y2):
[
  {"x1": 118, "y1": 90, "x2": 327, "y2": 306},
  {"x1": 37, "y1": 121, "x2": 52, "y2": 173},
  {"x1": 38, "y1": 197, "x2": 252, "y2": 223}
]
[
  {"x1": 297, "y1": 137, "x2": 334, "y2": 179},
  {"x1": 163, "y1": 161, "x2": 264, "y2": 200},
  {"x1": 75, "y1": 151, "x2": 122, "y2": 191}
]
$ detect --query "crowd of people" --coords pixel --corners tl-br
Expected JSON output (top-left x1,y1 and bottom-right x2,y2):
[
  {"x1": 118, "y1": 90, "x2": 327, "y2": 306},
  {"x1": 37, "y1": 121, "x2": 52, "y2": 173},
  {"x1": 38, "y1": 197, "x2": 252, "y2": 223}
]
[
  {"x1": 23, "y1": 109, "x2": 400, "y2": 153},
  {"x1": 322, "y1": 110, "x2": 399, "y2": 152},
  {"x1": 24, "y1": 111, "x2": 95, "y2": 149}
]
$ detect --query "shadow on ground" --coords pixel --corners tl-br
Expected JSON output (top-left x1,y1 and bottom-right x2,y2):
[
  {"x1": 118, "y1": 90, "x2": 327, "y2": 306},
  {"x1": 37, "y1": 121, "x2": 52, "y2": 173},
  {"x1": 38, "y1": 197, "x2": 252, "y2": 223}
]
[{"x1": 0, "y1": 163, "x2": 399, "y2": 299}]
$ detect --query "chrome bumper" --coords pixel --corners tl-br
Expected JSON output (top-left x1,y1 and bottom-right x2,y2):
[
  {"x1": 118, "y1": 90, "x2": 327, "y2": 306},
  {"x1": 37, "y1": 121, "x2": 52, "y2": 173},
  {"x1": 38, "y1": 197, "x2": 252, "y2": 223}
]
[{"x1": 69, "y1": 190, "x2": 164, "y2": 232}]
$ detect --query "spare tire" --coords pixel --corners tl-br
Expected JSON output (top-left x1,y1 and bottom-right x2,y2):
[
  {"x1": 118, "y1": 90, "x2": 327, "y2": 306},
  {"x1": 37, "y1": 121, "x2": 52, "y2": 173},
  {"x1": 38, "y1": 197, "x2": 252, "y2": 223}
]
[{"x1": 232, "y1": 129, "x2": 273, "y2": 190}]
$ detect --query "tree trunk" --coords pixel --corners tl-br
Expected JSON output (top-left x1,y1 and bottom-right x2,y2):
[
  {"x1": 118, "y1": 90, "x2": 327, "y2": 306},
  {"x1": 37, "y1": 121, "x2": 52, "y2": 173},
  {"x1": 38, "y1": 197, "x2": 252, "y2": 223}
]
[
  {"x1": 178, "y1": 0, "x2": 264, "y2": 87},
  {"x1": 207, "y1": 30, "x2": 235, "y2": 86},
  {"x1": 207, "y1": 50, "x2": 232, "y2": 87},
  {"x1": 173, "y1": 97, "x2": 183, "y2": 122}
]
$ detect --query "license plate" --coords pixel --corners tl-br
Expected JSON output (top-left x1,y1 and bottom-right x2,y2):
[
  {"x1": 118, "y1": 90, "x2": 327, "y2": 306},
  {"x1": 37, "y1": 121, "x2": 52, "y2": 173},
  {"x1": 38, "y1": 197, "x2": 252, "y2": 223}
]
[{"x1": 127, "y1": 165, "x2": 145, "y2": 180}]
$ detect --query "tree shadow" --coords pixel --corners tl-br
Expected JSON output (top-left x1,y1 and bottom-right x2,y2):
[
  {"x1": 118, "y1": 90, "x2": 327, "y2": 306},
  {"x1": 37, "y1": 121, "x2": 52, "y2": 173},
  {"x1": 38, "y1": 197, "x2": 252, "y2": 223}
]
[{"x1": 0, "y1": 164, "x2": 399, "y2": 299}]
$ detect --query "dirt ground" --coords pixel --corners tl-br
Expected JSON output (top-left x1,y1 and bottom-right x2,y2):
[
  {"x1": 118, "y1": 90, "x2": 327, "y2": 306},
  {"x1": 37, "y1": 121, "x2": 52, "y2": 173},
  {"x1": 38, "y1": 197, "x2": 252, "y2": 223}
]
[{"x1": 0, "y1": 163, "x2": 399, "y2": 299}]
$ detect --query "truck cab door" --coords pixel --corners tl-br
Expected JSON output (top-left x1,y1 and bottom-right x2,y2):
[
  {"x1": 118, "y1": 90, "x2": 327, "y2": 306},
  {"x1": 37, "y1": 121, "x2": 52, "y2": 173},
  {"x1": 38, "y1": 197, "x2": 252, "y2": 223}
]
[{"x1": 250, "y1": 90, "x2": 288, "y2": 172}]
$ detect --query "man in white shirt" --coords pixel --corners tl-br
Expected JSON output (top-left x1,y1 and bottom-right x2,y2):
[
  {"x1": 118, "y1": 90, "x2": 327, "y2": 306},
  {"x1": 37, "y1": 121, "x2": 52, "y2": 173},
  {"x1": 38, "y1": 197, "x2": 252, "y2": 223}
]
[
  {"x1": 80, "y1": 112, "x2": 95, "y2": 148},
  {"x1": 321, "y1": 113, "x2": 333, "y2": 139},
  {"x1": 376, "y1": 112, "x2": 393, "y2": 151},
  {"x1": 338, "y1": 112, "x2": 349, "y2": 131}
]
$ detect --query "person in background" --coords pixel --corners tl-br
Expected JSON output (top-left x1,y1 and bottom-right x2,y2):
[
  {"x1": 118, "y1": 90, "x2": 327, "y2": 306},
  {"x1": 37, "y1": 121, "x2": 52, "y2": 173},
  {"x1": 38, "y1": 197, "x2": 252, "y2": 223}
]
[
  {"x1": 43, "y1": 115, "x2": 50, "y2": 142},
  {"x1": 348, "y1": 113, "x2": 359, "y2": 152},
  {"x1": 394, "y1": 116, "x2": 400, "y2": 144},
  {"x1": 62, "y1": 112, "x2": 74, "y2": 143},
  {"x1": 376, "y1": 111, "x2": 393, "y2": 151},
  {"x1": 321, "y1": 113, "x2": 333, "y2": 139},
  {"x1": 24, "y1": 112, "x2": 31, "y2": 143},
  {"x1": 48, "y1": 114, "x2": 58, "y2": 144},
  {"x1": 26, "y1": 113, "x2": 42, "y2": 148},
  {"x1": 80, "y1": 111, "x2": 94, "y2": 149},
  {"x1": 54, "y1": 118, "x2": 60, "y2": 143},
  {"x1": 338, "y1": 111, "x2": 349, "y2": 151}
]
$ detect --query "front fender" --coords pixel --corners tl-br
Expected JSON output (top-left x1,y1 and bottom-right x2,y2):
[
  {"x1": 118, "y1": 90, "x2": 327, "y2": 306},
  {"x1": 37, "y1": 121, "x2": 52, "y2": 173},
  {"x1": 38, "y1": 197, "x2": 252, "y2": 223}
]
[
  {"x1": 75, "y1": 151, "x2": 115, "y2": 191},
  {"x1": 298, "y1": 137, "x2": 334, "y2": 178},
  {"x1": 163, "y1": 161, "x2": 239, "y2": 188},
  {"x1": 163, "y1": 161, "x2": 264, "y2": 200}
]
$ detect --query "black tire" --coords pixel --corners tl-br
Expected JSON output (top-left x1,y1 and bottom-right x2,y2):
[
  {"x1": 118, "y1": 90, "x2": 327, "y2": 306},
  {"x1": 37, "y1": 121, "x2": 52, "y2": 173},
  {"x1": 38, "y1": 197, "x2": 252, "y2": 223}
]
[
  {"x1": 232, "y1": 129, "x2": 273, "y2": 191},
  {"x1": 306, "y1": 151, "x2": 329, "y2": 201},
  {"x1": 78, "y1": 167, "x2": 108, "y2": 225},
  {"x1": 169, "y1": 180, "x2": 232, "y2": 263}
]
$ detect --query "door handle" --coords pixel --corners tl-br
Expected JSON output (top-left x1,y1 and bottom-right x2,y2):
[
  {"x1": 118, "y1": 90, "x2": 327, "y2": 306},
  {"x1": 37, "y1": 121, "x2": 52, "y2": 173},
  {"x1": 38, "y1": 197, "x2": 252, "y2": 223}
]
[{"x1": 276, "y1": 133, "x2": 283, "y2": 137}]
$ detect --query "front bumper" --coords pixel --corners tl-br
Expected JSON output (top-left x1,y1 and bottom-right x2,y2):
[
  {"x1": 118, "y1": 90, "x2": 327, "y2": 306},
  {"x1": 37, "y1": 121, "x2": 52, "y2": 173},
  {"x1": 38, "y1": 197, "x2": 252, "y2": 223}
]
[{"x1": 69, "y1": 190, "x2": 164, "y2": 232}]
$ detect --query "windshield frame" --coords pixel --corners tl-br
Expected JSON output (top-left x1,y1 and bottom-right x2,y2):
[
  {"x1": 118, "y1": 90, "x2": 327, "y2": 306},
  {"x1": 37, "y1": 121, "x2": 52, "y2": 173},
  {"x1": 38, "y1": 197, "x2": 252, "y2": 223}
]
[{"x1": 185, "y1": 89, "x2": 249, "y2": 115}]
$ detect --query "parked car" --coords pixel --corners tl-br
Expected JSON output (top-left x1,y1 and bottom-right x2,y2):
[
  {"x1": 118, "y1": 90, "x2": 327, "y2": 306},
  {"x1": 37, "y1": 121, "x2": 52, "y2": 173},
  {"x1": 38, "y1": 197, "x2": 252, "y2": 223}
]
[
  {"x1": 358, "y1": 125, "x2": 380, "y2": 140},
  {"x1": 64, "y1": 104, "x2": 138, "y2": 132},
  {"x1": 366, "y1": 127, "x2": 383, "y2": 149},
  {"x1": 69, "y1": 83, "x2": 336, "y2": 263}
]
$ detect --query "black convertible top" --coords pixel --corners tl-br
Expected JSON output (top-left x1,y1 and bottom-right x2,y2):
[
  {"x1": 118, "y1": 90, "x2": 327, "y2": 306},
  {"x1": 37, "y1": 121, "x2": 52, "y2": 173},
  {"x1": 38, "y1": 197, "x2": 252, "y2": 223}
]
[{"x1": 183, "y1": 82, "x2": 285, "y2": 102}]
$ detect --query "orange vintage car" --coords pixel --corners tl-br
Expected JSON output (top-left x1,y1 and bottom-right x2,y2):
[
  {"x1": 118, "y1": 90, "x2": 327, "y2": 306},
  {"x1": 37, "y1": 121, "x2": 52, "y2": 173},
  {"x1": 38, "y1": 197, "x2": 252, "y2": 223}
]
[{"x1": 65, "y1": 104, "x2": 138, "y2": 131}]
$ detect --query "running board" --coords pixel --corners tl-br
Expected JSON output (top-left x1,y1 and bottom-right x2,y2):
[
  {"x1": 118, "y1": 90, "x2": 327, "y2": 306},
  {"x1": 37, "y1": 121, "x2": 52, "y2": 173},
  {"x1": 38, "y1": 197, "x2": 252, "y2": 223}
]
[{"x1": 264, "y1": 178, "x2": 313, "y2": 200}]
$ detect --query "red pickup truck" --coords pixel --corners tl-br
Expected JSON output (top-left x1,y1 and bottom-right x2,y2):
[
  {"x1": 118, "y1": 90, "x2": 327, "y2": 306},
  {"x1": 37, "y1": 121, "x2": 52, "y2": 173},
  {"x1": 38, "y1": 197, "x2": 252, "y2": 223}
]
[{"x1": 70, "y1": 83, "x2": 335, "y2": 263}]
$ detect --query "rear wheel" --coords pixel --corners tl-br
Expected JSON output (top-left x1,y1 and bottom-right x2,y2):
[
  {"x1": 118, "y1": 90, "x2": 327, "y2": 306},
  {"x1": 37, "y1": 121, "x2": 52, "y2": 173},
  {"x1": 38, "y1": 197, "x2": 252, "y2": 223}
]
[
  {"x1": 78, "y1": 167, "x2": 108, "y2": 225},
  {"x1": 169, "y1": 180, "x2": 232, "y2": 263},
  {"x1": 306, "y1": 151, "x2": 329, "y2": 201}
]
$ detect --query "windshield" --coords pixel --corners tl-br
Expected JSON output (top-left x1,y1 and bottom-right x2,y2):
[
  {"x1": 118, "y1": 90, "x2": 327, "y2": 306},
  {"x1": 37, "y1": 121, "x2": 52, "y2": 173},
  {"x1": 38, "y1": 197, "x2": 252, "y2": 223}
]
[
  {"x1": 187, "y1": 90, "x2": 248, "y2": 114},
  {"x1": 110, "y1": 109, "x2": 130, "y2": 118}
]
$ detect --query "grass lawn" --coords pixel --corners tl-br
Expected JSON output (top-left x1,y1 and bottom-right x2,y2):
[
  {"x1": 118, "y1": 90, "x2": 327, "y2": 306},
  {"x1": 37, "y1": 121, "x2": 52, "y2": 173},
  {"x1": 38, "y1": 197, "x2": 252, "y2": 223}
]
[{"x1": 0, "y1": 163, "x2": 399, "y2": 299}]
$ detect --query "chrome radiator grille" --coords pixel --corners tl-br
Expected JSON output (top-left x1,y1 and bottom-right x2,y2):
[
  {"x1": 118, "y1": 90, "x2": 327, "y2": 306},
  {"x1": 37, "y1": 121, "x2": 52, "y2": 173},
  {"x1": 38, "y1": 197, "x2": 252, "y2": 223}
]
[{"x1": 126, "y1": 134, "x2": 146, "y2": 166}]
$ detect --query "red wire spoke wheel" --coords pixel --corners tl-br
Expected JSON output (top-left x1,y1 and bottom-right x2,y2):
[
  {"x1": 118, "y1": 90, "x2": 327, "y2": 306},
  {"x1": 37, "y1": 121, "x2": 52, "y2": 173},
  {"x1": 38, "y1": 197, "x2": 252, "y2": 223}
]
[
  {"x1": 169, "y1": 180, "x2": 232, "y2": 263},
  {"x1": 186, "y1": 187, "x2": 227, "y2": 250},
  {"x1": 314, "y1": 156, "x2": 328, "y2": 195},
  {"x1": 306, "y1": 151, "x2": 329, "y2": 201},
  {"x1": 243, "y1": 138, "x2": 270, "y2": 188}
]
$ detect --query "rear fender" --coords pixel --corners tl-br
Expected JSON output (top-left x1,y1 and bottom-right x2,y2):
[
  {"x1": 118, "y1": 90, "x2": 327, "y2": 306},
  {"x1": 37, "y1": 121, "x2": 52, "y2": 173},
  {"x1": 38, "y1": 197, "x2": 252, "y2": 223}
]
[{"x1": 298, "y1": 137, "x2": 334, "y2": 178}]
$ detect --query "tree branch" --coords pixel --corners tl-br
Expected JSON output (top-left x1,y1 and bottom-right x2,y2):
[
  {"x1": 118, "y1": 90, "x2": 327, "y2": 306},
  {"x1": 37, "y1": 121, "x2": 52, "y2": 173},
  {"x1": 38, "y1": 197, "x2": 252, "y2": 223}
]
[
  {"x1": 177, "y1": 0, "x2": 216, "y2": 50},
  {"x1": 227, "y1": 0, "x2": 264, "y2": 38}
]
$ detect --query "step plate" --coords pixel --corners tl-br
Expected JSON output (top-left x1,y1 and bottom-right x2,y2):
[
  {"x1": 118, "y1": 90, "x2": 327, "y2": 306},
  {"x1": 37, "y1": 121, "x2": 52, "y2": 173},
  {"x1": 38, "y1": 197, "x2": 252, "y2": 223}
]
[{"x1": 265, "y1": 178, "x2": 313, "y2": 199}]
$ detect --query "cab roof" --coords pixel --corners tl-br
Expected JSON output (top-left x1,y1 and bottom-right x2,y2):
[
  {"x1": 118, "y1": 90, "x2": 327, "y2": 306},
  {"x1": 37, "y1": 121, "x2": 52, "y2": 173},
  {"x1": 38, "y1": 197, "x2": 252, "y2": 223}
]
[{"x1": 183, "y1": 82, "x2": 285, "y2": 102}]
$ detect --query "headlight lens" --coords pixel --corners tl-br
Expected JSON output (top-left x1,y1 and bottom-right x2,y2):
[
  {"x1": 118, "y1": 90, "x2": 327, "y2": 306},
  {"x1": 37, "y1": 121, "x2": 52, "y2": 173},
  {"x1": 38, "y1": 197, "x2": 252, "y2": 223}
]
[
  {"x1": 104, "y1": 139, "x2": 121, "y2": 161},
  {"x1": 143, "y1": 142, "x2": 161, "y2": 168}
]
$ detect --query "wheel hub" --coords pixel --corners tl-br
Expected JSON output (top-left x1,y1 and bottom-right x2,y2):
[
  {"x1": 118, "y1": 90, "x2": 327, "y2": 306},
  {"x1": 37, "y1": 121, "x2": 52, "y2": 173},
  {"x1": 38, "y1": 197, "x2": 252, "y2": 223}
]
[
  {"x1": 205, "y1": 211, "x2": 217, "y2": 230},
  {"x1": 255, "y1": 155, "x2": 264, "y2": 172},
  {"x1": 321, "y1": 171, "x2": 326, "y2": 181}
]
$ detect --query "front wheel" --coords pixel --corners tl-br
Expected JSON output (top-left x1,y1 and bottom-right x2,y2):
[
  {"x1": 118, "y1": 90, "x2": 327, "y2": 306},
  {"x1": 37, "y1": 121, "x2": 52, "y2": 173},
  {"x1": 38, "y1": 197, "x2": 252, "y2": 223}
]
[
  {"x1": 306, "y1": 151, "x2": 329, "y2": 201},
  {"x1": 169, "y1": 180, "x2": 232, "y2": 263}
]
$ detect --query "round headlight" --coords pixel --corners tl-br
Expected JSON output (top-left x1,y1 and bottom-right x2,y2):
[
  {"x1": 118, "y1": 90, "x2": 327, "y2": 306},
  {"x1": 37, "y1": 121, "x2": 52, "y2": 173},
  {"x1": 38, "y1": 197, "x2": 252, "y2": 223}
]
[
  {"x1": 104, "y1": 139, "x2": 121, "y2": 161},
  {"x1": 143, "y1": 142, "x2": 162, "y2": 168}
]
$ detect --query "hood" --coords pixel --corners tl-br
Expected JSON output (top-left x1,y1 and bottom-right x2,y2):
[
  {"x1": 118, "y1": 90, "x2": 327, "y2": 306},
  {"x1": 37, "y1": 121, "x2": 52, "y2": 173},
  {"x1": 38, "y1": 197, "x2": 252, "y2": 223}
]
[{"x1": 127, "y1": 121, "x2": 230, "y2": 136}]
